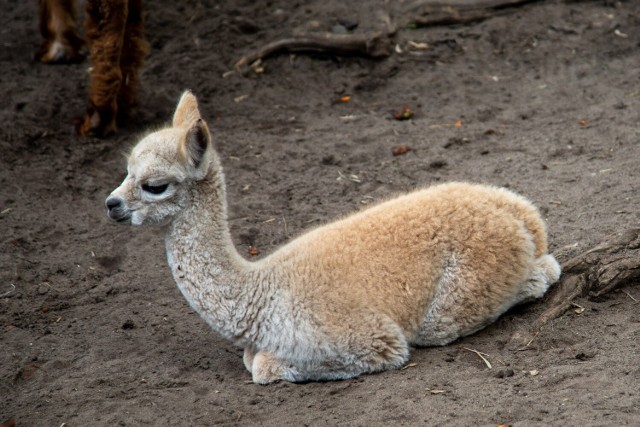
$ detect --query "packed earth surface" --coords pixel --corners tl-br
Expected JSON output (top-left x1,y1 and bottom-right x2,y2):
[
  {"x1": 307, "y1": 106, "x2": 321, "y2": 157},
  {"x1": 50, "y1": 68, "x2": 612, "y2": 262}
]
[{"x1": 1, "y1": 0, "x2": 639, "y2": 425}]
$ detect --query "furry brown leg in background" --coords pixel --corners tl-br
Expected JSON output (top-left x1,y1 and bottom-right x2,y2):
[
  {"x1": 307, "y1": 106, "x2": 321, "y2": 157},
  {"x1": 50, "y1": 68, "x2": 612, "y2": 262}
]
[
  {"x1": 77, "y1": 0, "x2": 148, "y2": 137},
  {"x1": 116, "y1": 0, "x2": 149, "y2": 127},
  {"x1": 77, "y1": 0, "x2": 128, "y2": 137},
  {"x1": 36, "y1": 0, "x2": 85, "y2": 63}
]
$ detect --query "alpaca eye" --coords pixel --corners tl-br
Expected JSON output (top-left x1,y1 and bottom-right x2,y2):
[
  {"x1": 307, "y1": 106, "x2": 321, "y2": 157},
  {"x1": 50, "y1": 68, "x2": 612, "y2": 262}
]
[{"x1": 141, "y1": 183, "x2": 169, "y2": 194}]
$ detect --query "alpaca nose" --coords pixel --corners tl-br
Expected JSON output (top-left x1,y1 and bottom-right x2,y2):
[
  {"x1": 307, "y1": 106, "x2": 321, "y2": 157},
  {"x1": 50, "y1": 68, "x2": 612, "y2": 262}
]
[
  {"x1": 105, "y1": 195, "x2": 130, "y2": 223},
  {"x1": 105, "y1": 196, "x2": 123, "y2": 211}
]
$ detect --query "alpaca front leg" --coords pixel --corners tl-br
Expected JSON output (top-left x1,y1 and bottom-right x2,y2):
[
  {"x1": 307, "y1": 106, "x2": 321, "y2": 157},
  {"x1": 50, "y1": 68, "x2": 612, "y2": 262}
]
[
  {"x1": 36, "y1": 0, "x2": 85, "y2": 63},
  {"x1": 251, "y1": 352, "x2": 296, "y2": 385},
  {"x1": 76, "y1": 0, "x2": 128, "y2": 137},
  {"x1": 115, "y1": 0, "x2": 149, "y2": 126},
  {"x1": 251, "y1": 316, "x2": 410, "y2": 384},
  {"x1": 251, "y1": 341, "x2": 409, "y2": 384}
]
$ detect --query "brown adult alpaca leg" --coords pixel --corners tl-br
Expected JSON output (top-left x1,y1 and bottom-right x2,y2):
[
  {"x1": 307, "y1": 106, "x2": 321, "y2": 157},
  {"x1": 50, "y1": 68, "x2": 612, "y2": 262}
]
[
  {"x1": 77, "y1": 0, "x2": 128, "y2": 137},
  {"x1": 116, "y1": 0, "x2": 149, "y2": 127},
  {"x1": 36, "y1": 0, "x2": 85, "y2": 63}
]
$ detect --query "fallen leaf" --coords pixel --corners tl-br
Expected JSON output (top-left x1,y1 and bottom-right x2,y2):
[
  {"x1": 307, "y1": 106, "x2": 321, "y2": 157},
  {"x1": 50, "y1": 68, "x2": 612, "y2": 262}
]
[
  {"x1": 393, "y1": 106, "x2": 413, "y2": 120},
  {"x1": 391, "y1": 145, "x2": 411, "y2": 156},
  {"x1": 454, "y1": 120, "x2": 463, "y2": 127},
  {"x1": 339, "y1": 95, "x2": 351, "y2": 102},
  {"x1": 579, "y1": 119, "x2": 589, "y2": 126}
]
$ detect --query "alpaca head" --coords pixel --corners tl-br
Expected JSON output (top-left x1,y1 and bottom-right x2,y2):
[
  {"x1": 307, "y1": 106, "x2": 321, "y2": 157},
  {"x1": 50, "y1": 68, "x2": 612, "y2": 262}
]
[{"x1": 106, "y1": 91, "x2": 215, "y2": 226}]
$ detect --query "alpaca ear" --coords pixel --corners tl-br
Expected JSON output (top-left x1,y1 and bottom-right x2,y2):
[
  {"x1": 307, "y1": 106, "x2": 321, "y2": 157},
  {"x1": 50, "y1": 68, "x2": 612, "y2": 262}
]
[
  {"x1": 173, "y1": 91, "x2": 201, "y2": 128},
  {"x1": 181, "y1": 119, "x2": 211, "y2": 169}
]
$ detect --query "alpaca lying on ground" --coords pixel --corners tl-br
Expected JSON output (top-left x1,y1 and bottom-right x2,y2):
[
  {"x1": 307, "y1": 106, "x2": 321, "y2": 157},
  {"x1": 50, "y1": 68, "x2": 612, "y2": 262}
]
[
  {"x1": 105, "y1": 92, "x2": 561, "y2": 383},
  {"x1": 37, "y1": 0, "x2": 148, "y2": 136}
]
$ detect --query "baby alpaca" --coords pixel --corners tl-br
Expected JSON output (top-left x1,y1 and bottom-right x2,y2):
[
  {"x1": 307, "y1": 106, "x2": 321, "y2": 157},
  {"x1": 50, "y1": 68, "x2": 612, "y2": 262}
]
[{"x1": 106, "y1": 92, "x2": 561, "y2": 384}]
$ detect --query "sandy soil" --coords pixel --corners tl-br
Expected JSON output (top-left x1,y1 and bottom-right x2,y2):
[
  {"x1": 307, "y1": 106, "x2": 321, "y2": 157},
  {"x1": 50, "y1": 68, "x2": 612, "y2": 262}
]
[{"x1": 1, "y1": 0, "x2": 639, "y2": 425}]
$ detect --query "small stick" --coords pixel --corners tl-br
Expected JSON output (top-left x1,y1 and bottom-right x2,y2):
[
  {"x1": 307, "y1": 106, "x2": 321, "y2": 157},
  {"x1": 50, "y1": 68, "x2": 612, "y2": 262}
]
[
  {"x1": 463, "y1": 347, "x2": 492, "y2": 369},
  {"x1": 621, "y1": 289, "x2": 639, "y2": 303},
  {"x1": 0, "y1": 284, "x2": 16, "y2": 298},
  {"x1": 525, "y1": 331, "x2": 539, "y2": 347},
  {"x1": 401, "y1": 362, "x2": 418, "y2": 370}
]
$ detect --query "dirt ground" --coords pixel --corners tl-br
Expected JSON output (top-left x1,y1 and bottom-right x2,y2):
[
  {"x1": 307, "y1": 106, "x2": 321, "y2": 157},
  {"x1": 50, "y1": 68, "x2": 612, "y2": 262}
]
[{"x1": 1, "y1": 0, "x2": 639, "y2": 425}]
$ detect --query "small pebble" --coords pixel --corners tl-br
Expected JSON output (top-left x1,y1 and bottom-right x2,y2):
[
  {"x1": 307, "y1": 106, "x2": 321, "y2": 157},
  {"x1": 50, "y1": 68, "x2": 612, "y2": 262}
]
[
  {"x1": 331, "y1": 24, "x2": 348, "y2": 34},
  {"x1": 494, "y1": 368, "x2": 515, "y2": 378},
  {"x1": 122, "y1": 319, "x2": 135, "y2": 330}
]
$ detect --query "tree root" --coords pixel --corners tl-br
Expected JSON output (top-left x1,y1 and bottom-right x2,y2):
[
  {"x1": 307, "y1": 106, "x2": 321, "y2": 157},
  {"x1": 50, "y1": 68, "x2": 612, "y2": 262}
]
[
  {"x1": 510, "y1": 229, "x2": 640, "y2": 347},
  {"x1": 536, "y1": 228, "x2": 640, "y2": 325},
  {"x1": 234, "y1": 0, "x2": 541, "y2": 73},
  {"x1": 234, "y1": 31, "x2": 395, "y2": 73},
  {"x1": 403, "y1": 0, "x2": 539, "y2": 26}
]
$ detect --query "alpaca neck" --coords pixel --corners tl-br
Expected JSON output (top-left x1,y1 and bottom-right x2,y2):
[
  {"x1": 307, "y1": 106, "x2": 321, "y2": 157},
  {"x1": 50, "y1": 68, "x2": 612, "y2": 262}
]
[{"x1": 165, "y1": 165, "x2": 260, "y2": 345}]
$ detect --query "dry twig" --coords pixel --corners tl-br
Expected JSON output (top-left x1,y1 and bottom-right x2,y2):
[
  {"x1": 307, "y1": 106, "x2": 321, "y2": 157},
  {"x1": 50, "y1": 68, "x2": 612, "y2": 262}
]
[
  {"x1": 621, "y1": 289, "x2": 639, "y2": 303},
  {"x1": 463, "y1": 347, "x2": 492, "y2": 369},
  {"x1": 0, "y1": 284, "x2": 16, "y2": 298}
]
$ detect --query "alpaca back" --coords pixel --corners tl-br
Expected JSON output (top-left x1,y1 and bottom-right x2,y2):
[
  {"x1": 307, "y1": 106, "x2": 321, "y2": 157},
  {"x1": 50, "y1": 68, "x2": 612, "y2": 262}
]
[{"x1": 261, "y1": 182, "x2": 545, "y2": 340}]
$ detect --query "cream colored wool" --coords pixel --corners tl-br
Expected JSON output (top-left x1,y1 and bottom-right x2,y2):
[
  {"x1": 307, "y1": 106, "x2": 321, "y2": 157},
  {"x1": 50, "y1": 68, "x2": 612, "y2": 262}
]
[{"x1": 106, "y1": 91, "x2": 561, "y2": 384}]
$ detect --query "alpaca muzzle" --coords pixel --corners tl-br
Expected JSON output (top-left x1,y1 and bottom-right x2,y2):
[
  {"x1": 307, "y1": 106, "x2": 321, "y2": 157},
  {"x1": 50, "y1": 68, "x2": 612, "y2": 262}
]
[{"x1": 105, "y1": 195, "x2": 130, "y2": 222}]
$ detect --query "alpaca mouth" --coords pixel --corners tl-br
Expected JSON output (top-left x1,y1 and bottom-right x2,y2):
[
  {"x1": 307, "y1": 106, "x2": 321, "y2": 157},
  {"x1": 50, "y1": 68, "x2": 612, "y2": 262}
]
[{"x1": 108, "y1": 209, "x2": 131, "y2": 223}]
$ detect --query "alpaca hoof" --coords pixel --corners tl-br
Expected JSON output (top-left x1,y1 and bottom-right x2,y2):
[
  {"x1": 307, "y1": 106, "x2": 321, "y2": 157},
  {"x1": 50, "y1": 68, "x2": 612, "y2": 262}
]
[
  {"x1": 35, "y1": 40, "x2": 85, "y2": 64},
  {"x1": 251, "y1": 352, "x2": 286, "y2": 385},
  {"x1": 75, "y1": 109, "x2": 116, "y2": 138}
]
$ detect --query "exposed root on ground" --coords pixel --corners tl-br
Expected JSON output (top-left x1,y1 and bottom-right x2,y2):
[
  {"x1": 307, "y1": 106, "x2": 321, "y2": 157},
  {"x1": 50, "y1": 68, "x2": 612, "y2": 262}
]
[
  {"x1": 511, "y1": 229, "x2": 640, "y2": 347},
  {"x1": 538, "y1": 228, "x2": 640, "y2": 324},
  {"x1": 404, "y1": 0, "x2": 539, "y2": 26},
  {"x1": 234, "y1": 31, "x2": 395, "y2": 73},
  {"x1": 234, "y1": 0, "x2": 540, "y2": 73}
]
